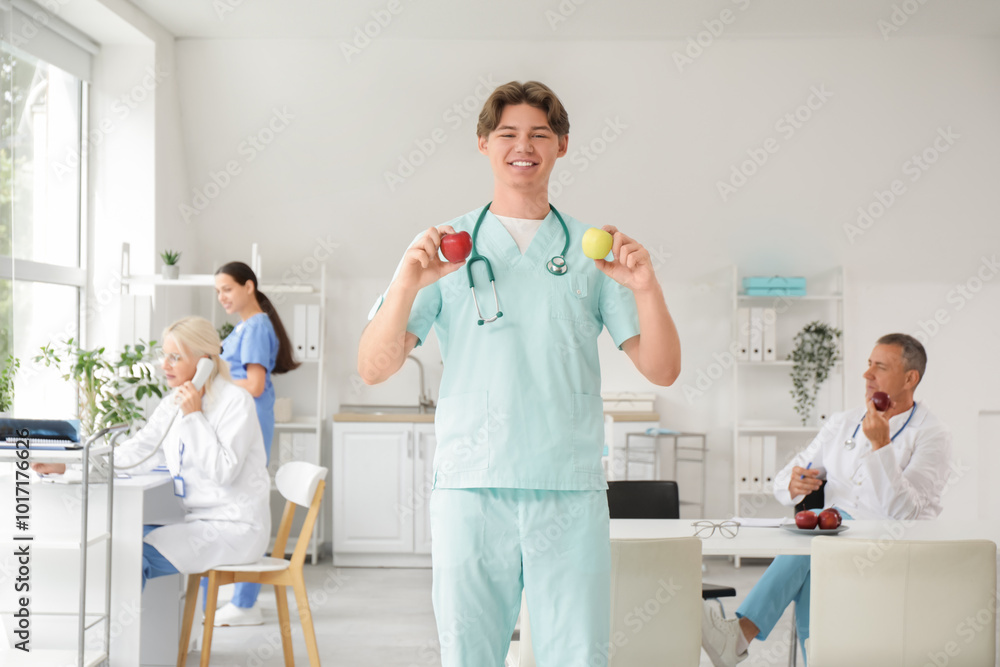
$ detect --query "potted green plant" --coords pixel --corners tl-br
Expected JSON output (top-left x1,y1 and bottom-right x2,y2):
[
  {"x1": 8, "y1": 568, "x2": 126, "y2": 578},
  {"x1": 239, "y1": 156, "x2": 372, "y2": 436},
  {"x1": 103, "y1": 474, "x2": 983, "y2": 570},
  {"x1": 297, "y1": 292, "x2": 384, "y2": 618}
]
[
  {"x1": 217, "y1": 322, "x2": 234, "y2": 341},
  {"x1": 0, "y1": 354, "x2": 19, "y2": 417},
  {"x1": 160, "y1": 250, "x2": 181, "y2": 280},
  {"x1": 788, "y1": 321, "x2": 842, "y2": 425},
  {"x1": 35, "y1": 338, "x2": 166, "y2": 437}
]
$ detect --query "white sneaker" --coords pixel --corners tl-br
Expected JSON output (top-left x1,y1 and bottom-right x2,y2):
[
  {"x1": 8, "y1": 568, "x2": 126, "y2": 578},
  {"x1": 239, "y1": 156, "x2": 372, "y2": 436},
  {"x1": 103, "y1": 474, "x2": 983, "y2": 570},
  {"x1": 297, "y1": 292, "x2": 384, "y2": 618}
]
[
  {"x1": 701, "y1": 602, "x2": 748, "y2": 667},
  {"x1": 211, "y1": 602, "x2": 263, "y2": 627}
]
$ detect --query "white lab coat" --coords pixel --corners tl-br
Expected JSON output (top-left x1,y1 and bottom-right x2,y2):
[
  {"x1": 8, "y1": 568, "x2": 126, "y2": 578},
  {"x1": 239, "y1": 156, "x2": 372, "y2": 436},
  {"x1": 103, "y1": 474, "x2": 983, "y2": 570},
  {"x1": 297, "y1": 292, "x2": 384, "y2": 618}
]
[
  {"x1": 115, "y1": 380, "x2": 271, "y2": 573},
  {"x1": 773, "y1": 402, "x2": 952, "y2": 520}
]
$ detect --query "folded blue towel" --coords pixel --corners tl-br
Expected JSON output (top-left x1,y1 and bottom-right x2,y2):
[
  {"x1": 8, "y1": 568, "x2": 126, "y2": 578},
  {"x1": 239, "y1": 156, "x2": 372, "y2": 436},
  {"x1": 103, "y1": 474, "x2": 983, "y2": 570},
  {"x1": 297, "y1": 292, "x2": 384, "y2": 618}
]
[{"x1": 645, "y1": 427, "x2": 681, "y2": 436}]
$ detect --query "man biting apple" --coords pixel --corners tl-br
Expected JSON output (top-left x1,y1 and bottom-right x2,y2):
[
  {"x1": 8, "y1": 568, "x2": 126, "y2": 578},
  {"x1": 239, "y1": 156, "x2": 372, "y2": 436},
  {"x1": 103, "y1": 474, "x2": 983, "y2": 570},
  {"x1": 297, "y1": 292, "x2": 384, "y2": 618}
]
[{"x1": 702, "y1": 333, "x2": 952, "y2": 666}]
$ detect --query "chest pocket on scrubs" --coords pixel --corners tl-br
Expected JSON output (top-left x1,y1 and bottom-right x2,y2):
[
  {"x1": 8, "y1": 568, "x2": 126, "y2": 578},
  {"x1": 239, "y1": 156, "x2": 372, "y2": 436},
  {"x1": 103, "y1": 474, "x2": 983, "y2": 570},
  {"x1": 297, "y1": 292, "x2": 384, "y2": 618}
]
[
  {"x1": 550, "y1": 274, "x2": 595, "y2": 327},
  {"x1": 433, "y1": 391, "x2": 490, "y2": 475}
]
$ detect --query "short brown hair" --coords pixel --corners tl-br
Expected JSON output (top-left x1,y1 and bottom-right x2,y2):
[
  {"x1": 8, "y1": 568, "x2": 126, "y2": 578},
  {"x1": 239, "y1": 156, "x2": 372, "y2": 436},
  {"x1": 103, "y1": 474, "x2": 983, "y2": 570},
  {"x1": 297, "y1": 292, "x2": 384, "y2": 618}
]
[
  {"x1": 477, "y1": 81, "x2": 570, "y2": 138},
  {"x1": 877, "y1": 333, "x2": 927, "y2": 385}
]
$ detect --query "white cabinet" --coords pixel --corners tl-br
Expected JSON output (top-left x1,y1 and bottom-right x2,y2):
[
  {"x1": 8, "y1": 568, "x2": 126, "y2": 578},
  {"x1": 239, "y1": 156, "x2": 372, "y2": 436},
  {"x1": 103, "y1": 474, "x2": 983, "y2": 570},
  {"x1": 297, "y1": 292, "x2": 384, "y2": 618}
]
[
  {"x1": 413, "y1": 424, "x2": 437, "y2": 555},
  {"x1": 332, "y1": 421, "x2": 435, "y2": 566}
]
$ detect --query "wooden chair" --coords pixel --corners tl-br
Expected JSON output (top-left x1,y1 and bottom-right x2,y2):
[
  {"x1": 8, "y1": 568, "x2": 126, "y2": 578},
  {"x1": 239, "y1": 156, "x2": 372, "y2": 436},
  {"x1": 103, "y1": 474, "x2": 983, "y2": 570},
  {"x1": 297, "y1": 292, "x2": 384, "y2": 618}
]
[{"x1": 177, "y1": 461, "x2": 328, "y2": 667}]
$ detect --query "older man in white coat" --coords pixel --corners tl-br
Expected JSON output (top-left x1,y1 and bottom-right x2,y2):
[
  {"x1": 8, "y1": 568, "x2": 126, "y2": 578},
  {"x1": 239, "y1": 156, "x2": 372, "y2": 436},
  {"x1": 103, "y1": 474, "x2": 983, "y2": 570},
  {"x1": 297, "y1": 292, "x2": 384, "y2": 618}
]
[{"x1": 702, "y1": 333, "x2": 952, "y2": 666}]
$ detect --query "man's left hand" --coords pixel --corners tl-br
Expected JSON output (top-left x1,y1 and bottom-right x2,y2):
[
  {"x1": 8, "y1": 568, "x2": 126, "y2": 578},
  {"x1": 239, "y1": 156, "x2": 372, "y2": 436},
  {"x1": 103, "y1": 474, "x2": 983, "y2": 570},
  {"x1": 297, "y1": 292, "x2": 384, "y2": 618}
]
[
  {"x1": 594, "y1": 226, "x2": 658, "y2": 293},
  {"x1": 862, "y1": 399, "x2": 892, "y2": 451}
]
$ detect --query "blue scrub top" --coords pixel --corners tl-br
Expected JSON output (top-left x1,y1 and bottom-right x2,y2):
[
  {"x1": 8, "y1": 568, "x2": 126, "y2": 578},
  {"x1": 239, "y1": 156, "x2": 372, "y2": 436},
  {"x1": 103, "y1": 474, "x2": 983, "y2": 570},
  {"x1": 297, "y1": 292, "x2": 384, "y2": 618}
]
[
  {"x1": 405, "y1": 206, "x2": 640, "y2": 491},
  {"x1": 221, "y1": 312, "x2": 278, "y2": 453}
]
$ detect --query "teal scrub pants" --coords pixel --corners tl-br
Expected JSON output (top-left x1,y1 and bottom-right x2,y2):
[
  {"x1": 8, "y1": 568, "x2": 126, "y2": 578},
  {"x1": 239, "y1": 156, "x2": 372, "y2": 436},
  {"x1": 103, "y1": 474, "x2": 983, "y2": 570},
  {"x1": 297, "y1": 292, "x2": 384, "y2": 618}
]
[{"x1": 430, "y1": 488, "x2": 611, "y2": 667}]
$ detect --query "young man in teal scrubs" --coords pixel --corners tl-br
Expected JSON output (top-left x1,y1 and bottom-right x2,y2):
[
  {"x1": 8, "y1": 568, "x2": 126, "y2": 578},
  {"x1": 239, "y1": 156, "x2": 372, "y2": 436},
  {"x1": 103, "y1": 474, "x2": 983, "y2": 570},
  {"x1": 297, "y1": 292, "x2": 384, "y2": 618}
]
[{"x1": 358, "y1": 81, "x2": 681, "y2": 666}]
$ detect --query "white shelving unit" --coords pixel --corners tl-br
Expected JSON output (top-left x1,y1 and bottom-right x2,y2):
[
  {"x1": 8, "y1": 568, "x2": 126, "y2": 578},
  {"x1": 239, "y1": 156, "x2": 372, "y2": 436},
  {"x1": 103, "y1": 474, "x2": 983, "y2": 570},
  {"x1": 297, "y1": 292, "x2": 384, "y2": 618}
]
[
  {"x1": 119, "y1": 243, "x2": 327, "y2": 564},
  {"x1": 730, "y1": 267, "x2": 847, "y2": 564}
]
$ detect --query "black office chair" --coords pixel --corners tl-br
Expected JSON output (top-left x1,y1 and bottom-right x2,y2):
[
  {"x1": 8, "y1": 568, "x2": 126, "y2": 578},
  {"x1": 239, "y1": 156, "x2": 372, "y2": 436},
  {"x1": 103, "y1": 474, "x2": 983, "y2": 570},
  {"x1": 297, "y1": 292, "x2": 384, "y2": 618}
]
[
  {"x1": 794, "y1": 481, "x2": 826, "y2": 513},
  {"x1": 606, "y1": 481, "x2": 737, "y2": 611}
]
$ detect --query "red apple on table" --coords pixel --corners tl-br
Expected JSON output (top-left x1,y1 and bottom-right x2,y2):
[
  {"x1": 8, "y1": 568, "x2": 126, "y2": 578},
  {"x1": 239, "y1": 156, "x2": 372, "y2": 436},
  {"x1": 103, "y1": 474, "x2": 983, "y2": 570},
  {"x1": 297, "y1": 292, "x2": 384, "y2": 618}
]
[
  {"x1": 440, "y1": 231, "x2": 472, "y2": 263},
  {"x1": 818, "y1": 508, "x2": 842, "y2": 530},
  {"x1": 871, "y1": 391, "x2": 891, "y2": 412},
  {"x1": 795, "y1": 511, "x2": 819, "y2": 530}
]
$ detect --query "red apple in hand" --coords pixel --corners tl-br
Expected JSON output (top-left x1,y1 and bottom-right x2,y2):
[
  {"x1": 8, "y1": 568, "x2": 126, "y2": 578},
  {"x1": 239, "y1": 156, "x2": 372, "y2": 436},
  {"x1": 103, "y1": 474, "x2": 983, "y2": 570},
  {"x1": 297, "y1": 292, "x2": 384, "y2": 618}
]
[
  {"x1": 440, "y1": 231, "x2": 472, "y2": 263},
  {"x1": 871, "y1": 391, "x2": 891, "y2": 412},
  {"x1": 795, "y1": 511, "x2": 819, "y2": 530},
  {"x1": 818, "y1": 508, "x2": 842, "y2": 530}
]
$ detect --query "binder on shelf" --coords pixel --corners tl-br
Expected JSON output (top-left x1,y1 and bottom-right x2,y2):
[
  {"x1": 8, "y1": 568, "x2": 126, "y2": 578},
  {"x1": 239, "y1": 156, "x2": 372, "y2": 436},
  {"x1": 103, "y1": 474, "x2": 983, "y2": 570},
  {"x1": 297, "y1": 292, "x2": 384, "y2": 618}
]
[
  {"x1": 737, "y1": 307, "x2": 750, "y2": 361},
  {"x1": 749, "y1": 436, "x2": 764, "y2": 492},
  {"x1": 293, "y1": 304, "x2": 308, "y2": 361},
  {"x1": 749, "y1": 308, "x2": 764, "y2": 361},
  {"x1": 762, "y1": 307, "x2": 776, "y2": 361},
  {"x1": 738, "y1": 435, "x2": 752, "y2": 493},
  {"x1": 762, "y1": 435, "x2": 777, "y2": 491},
  {"x1": 305, "y1": 304, "x2": 321, "y2": 360}
]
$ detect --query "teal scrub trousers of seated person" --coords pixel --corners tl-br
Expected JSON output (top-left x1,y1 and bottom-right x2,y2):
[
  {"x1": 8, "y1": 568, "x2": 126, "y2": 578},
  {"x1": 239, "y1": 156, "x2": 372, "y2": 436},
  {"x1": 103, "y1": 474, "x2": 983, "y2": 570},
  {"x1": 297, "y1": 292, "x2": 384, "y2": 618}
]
[
  {"x1": 431, "y1": 488, "x2": 611, "y2": 667},
  {"x1": 735, "y1": 509, "x2": 853, "y2": 662},
  {"x1": 142, "y1": 525, "x2": 179, "y2": 590}
]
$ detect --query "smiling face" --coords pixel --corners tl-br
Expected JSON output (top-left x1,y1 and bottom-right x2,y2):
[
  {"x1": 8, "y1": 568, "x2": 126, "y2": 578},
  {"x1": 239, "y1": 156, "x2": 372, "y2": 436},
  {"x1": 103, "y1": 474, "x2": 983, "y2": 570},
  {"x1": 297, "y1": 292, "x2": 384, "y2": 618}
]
[
  {"x1": 215, "y1": 272, "x2": 255, "y2": 316},
  {"x1": 160, "y1": 335, "x2": 198, "y2": 388},
  {"x1": 862, "y1": 343, "x2": 919, "y2": 403},
  {"x1": 478, "y1": 104, "x2": 568, "y2": 196}
]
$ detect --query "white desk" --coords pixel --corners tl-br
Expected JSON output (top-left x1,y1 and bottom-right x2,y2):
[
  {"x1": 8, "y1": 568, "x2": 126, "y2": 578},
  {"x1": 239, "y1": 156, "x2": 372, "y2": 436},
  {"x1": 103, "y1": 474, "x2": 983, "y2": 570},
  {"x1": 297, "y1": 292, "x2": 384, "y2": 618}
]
[
  {"x1": 0, "y1": 472, "x2": 185, "y2": 666},
  {"x1": 610, "y1": 519, "x2": 1000, "y2": 557}
]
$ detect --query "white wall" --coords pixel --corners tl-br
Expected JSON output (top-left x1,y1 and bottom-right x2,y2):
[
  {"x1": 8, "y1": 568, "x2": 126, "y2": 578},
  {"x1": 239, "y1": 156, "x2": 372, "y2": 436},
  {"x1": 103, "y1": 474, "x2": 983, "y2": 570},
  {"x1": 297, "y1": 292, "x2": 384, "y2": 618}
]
[
  {"x1": 171, "y1": 36, "x2": 1000, "y2": 520},
  {"x1": 79, "y1": 0, "x2": 194, "y2": 348}
]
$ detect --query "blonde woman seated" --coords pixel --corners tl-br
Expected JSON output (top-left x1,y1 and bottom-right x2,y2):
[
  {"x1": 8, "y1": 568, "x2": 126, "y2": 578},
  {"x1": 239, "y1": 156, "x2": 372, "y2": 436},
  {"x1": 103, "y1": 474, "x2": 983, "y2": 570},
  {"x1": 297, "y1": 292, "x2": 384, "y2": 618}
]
[{"x1": 33, "y1": 316, "x2": 271, "y2": 589}]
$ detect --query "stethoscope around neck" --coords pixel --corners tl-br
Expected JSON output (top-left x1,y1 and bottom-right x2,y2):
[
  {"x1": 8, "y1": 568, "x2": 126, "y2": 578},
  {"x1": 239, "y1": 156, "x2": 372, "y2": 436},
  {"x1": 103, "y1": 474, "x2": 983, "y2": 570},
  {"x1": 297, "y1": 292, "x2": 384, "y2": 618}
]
[
  {"x1": 844, "y1": 402, "x2": 917, "y2": 450},
  {"x1": 467, "y1": 202, "x2": 570, "y2": 325}
]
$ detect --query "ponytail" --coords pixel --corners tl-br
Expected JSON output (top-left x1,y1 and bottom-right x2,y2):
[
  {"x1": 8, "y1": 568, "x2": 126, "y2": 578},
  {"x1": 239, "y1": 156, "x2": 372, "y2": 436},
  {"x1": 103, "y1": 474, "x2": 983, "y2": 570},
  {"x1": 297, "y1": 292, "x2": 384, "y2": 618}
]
[
  {"x1": 215, "y1": 262, "x2": 302, "y2": 375},
  {"x1": 255, "y1": 290, "x2": 301, "y2": 374}
]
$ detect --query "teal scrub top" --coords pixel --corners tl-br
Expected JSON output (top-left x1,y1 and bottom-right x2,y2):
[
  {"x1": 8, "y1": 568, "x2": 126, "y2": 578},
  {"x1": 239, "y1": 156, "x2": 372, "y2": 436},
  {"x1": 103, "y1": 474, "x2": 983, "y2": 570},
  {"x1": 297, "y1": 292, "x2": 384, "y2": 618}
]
[{"x1": 402, "y1": 206, "x2": 640, "y2": 491}]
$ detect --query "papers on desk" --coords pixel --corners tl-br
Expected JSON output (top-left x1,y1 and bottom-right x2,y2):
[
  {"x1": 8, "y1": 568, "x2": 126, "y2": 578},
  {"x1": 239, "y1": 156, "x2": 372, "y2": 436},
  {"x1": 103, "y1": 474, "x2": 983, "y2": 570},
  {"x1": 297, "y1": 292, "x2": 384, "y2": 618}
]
[{"x1": 731, "y1": 517, "x2": 788, "y2": 528}]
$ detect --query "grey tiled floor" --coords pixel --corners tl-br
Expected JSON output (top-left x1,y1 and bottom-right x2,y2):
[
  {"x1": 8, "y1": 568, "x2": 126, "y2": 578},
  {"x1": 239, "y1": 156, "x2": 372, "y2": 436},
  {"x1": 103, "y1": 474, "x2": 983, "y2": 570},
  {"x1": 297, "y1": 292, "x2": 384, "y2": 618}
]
[{"x1": 178, "y1": 557, "x2": 799, "y2": 666}]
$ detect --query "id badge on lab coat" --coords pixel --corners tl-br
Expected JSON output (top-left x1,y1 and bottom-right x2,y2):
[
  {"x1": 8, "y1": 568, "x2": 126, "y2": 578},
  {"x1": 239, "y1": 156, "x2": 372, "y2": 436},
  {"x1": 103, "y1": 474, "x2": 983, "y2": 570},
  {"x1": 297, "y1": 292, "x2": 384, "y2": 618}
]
[{"x1": 173, "y1": 475, "x2": 186, "y2": 497}]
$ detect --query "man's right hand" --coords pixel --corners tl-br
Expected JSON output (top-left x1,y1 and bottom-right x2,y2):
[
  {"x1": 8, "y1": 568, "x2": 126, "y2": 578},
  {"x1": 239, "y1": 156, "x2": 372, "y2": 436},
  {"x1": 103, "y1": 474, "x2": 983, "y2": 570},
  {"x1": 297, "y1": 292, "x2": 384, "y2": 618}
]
[
  {"x1": 394, "y1": 226, "x2": 466, "y2": 293},
  {"x1": 788, "y1": 466, "x2": 823, "y2": 497}
]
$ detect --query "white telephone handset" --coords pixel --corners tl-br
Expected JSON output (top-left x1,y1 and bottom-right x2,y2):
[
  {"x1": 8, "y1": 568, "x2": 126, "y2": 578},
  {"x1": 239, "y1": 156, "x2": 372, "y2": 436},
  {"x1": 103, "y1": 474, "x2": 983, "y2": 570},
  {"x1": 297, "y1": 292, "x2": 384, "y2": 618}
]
[
  {"x1": 191, "y1": 357, "x2": 213, "y2": 392},
  {"x1": 117, "y1": 357, "x2": 215, "y2": 469}
]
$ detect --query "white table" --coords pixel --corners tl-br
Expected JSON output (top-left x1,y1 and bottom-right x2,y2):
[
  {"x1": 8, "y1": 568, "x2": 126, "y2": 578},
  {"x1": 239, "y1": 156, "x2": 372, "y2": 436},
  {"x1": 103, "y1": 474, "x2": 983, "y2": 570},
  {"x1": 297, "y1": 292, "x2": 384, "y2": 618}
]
[
  {"x1": 0, "y1": 471, "x2": 185, "y2": 666},
  {"x1": 611, "y1": 519, "x2": 1000, "y2": 557},
  {"x1": 612, "y1": 519, "x2": 1000, "y2": 667}
]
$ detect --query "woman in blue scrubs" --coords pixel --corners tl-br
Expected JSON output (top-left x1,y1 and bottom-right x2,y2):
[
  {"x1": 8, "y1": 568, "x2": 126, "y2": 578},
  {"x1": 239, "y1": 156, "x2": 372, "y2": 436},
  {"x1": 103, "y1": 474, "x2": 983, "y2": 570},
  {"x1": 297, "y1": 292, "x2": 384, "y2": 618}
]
[
  {"x1": 211, "y1": 261, "x2": 300, "y2": 626},
  {"x1": 358, "y1": 81, "x2": 682, "y2": 666}
]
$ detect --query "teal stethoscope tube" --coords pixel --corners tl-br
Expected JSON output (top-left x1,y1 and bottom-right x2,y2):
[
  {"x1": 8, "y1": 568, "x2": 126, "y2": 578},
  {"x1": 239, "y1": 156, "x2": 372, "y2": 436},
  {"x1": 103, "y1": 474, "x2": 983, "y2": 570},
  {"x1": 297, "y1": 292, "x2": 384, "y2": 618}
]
[
  {"x1": 467, "y1": 202, "x2": 571, "y2": 326},
  {"x1": 844, "y1": 402, "x2": 917, "y2": 450}
]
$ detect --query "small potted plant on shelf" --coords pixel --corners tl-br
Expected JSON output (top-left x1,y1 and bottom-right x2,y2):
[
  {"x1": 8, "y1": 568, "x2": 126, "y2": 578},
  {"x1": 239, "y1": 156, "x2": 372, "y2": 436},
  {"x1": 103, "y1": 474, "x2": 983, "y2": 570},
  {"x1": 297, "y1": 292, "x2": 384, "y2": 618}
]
[
  {"x1": 0, "y1": 354, "x2": 19, "y2": 417},
  {"x1": 160, "y1": 250, "x2": 181, "y2": 280},
  {"x1": 788, "y1": 321, "x2": 841, "y2": 426},
  {"x1": 35, "y1": 338, "x2": 166, "y2": 437}
]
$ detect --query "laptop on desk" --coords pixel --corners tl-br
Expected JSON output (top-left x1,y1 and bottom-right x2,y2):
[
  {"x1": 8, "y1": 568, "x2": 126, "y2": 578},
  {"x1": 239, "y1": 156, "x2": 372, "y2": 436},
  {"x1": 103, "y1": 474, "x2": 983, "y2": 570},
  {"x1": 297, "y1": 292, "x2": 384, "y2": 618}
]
[{"x1": 0, "y1": 418, "x2": 83, "y2": 450}]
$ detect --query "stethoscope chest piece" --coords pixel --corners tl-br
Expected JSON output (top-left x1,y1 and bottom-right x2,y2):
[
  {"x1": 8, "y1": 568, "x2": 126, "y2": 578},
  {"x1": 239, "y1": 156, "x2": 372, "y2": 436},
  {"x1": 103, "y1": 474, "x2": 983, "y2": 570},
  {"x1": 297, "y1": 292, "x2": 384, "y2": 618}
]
[
  {"x1": 843, "y1": 437, "x2": 856, "y2": 451},
  {"x1": 547, "y1": 255, "x2": 568, "y2": 276}
]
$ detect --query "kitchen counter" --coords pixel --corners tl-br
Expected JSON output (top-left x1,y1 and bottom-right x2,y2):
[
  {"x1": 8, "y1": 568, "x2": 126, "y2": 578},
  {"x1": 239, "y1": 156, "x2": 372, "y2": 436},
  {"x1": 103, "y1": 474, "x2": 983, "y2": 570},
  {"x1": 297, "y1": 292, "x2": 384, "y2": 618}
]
[
  {"x1": 333, "y1": 411, "x2": 435, "y2": 423},
  {"x1": 333, "y1": 410, "x2": 660, "y2": 423}
]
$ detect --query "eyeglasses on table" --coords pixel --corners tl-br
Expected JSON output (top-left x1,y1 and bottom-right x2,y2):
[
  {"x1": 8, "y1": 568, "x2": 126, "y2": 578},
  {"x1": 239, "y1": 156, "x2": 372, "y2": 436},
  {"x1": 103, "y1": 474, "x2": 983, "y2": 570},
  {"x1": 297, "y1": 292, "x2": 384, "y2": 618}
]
[{"x1": 692, "y1": 520, "x2": 740, "y2": 539}]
